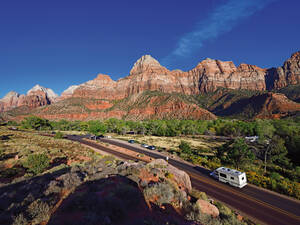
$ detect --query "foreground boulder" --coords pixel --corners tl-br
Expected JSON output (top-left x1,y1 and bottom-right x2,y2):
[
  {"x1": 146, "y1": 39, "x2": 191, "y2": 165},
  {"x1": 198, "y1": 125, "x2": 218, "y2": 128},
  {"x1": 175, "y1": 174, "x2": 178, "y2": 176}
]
[
  {"x1": 147, "y1": 159, "x2": 192, "y2": 192},
  {"x1": 196, "y1": 199, "x2": 220, "y2": 218}
]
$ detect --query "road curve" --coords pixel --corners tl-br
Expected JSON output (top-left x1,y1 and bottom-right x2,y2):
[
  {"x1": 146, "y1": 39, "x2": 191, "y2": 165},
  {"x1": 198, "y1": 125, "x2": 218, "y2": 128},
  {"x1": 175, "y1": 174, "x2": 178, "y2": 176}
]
[{"x1": 68, "y1": 135, "x2": 300, "y2": 225}]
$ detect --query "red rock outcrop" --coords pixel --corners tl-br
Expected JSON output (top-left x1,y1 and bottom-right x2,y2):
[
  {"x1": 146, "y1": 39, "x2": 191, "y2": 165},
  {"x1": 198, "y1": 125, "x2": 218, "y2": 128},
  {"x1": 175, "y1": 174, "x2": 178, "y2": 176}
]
[
  {"x1": 190, "y1": 59, "x2": 267, "y2": 93},
  {"x1": 0, "y1": 85, "x2": 57, "y2": 112},
  {"x1": 70, "y1": 55, "x2": 268, "y2": 101},
  {"x1": 254, "y1": 92, "x2": 300, "y2": 119},
  {"x1": 196, "y1": 199, "x2": 219, "y2": 218},
  {"x1": 30, "y1": 93, "x2": 216, "y2": 121},
  {"x1": 266, "y1": 51, "x2": 300, "y2": 89},
  {"x1": 2, "y1": 51, "x2": 300, "y2": 120},
  {"x1": 126, "y1": 95, "x2": 217, "y2": 120},
  {"x1": 59, "y1": 85, "x2": 79, "y2": 100}
]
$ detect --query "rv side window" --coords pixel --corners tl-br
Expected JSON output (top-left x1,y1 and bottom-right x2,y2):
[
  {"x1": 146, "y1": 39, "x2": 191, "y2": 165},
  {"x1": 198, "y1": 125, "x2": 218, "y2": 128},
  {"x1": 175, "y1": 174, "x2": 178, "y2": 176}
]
[
  {"x1": 230, "y1": 177, "x2": 234, "y2": 180},
  {"x1": 220, "y1": 173, "x2": 227, "y2": 178}
]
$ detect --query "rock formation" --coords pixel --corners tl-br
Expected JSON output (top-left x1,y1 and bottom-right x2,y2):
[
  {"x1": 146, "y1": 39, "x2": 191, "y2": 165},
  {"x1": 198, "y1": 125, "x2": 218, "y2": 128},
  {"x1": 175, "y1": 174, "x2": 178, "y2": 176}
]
[
  {"x1": 266, "y1": 51, "x2": 300, "y2": 89},
  {"x1": 59, "y1": 85, "x2": 79, "y2": 100},
  {"x1": 0, "y1": 85, "x2": 58, "y2": 112},
  {"x1": 1, "y1": 51, "x2": 300, "y2": 119},
  {"x1": 196, "y1": 199, "x2": 219, "y2": 218},
  {"x1": 254, "y1": 92, "x2": 300, "y2": 119}
]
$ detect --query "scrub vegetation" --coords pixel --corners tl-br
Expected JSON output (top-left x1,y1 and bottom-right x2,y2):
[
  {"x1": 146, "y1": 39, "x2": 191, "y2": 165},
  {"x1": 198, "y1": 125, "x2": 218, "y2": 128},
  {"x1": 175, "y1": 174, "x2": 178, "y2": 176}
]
[{"x1": 7, "y1": 115, "x2": 300, "y2": 199}]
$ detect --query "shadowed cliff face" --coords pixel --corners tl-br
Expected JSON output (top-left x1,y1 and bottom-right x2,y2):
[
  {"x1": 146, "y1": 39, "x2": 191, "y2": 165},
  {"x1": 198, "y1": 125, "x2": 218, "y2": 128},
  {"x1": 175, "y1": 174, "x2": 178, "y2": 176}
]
[
  {"x1": 266, "y1": 52, "x2": 300, "y2": 90},
  {"x1": 214, "y1": 92, "x2": 300, "y2": 119}
]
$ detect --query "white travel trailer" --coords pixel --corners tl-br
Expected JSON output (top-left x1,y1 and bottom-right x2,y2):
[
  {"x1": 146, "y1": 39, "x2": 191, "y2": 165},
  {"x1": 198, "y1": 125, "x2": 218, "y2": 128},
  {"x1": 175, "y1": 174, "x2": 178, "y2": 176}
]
[{"x1": 210, "y1": 167, "x2": 247, "y2": 188}]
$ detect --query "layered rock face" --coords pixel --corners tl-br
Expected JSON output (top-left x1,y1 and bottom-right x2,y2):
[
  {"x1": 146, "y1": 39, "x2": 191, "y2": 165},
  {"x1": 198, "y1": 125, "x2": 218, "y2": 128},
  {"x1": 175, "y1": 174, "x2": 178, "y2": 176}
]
[
  {"x1": 191, "y1": 59, "x2": 267, "y2": 93},
  {"x1": 0, "y1": 85, "x2": 58, "y2": 112},
  {"x1": 59, "y1": 85, "x2": 79, "y2": 100},
  {"x1": 2, "y1": 51, "x2": 300, "y2": 120},
  {"x1": 70, "y1": 55, "x2": 269, "y2": 101},
  {"x1": 266, "y1": 51, "x2": 300, "y2": 89},
  {"x1": 254, "y1": 92, "x2": 300, "y2": 119}
]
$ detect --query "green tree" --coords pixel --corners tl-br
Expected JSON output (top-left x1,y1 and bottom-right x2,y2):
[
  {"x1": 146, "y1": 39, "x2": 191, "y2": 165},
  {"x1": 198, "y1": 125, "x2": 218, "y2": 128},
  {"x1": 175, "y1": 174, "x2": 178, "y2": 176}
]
[
  {"x1": 255, "y1": 119, "x2": 275, "y2": 143},
  {"x1": 21, "y1": 116, "x2": 52, "y2": 130},
  {"x1": 264, "y1": 136, "x2": 290, "y2": 171},
  {"x1": 179, "y1": 141, "x2": 192, "y2": 154},
  {"x1": 88, "y1": 121, "x2": 107, "y2": 135},
  {"x1": 226, "y1": 138, "x2": 255, "y2": 169},
  {"x1": 23, "y1": 153, "x2": 50, "y2": 175}
]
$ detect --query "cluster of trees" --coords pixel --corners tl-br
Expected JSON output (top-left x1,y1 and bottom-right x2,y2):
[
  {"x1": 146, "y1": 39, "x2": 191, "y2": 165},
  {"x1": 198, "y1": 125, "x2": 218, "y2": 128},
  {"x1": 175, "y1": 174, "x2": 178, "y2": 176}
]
[
  {"x1": 21, "y1": 117, "x2": 259, "y2": 136},
  {"x1": 15, "y1": 116, "x2": 300, "y2": 167}
]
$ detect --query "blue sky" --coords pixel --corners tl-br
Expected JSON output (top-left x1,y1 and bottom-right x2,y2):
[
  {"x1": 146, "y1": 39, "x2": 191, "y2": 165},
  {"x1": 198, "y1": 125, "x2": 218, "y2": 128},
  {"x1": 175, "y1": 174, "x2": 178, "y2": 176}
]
[{"x1": 0, "y1": 0, "x2": 299, "y2": 97}]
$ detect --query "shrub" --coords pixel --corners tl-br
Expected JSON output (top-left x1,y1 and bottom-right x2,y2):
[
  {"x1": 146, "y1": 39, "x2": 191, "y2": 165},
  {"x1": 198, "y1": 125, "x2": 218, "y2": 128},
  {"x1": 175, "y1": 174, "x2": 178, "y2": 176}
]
[
  {"x1": 54, "y1": 131, "x2": 64, "y2": 139},
  {"x1": 27, "y1": 199, "x2": 50, "y2": 223},
  {"x1": 23, "y1": 153, "x2": 50, "y2": 175},
  {"x1": 270, "y1": 172, "x2": 281, "y2": 181},
  {"x1": 190, "y1": 189, "x2": 208, "y2": 201},
  {"x1": 165, "y1": 172, "x2": 174, "y2": 179},
  {"x1": 214, "y1": 201, "x2": 233, "y2": 220},
  {"x1": 143, "y1": 182, "x2": 175, "y2": 206},
  {"x1": 12, "y1": 214, "x2": 28, "y2": 225},
  {"x1": 179, "y1": 141, "x2": 192, "y2": 154}
]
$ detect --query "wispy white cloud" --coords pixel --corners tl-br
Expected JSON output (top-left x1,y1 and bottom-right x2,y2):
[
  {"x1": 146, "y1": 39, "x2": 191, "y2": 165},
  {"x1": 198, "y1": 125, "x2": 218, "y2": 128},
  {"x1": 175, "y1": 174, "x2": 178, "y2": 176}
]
[{"x1": 162, "y1": 0, "x2": 278, "y2": 66}]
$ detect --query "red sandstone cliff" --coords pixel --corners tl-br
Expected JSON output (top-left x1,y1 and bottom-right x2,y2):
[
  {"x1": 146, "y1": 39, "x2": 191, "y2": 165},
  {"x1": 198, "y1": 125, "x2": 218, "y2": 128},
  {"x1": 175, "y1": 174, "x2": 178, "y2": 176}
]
[
  {"x1": 1, "y1": 51, "x2": 300, "y2": 120},
  {"x1": 266, "y1": 52, "x2": 300, "y2": 89},
  {"x1": 0, "y1": 85, "x2": 57, "y2": 112},
  {"x1": 254, "y1": 92, "x2": 300, "y2": 119},
  {"x1": 70, "y1": 54, "x2": 269, "y2": 101}
]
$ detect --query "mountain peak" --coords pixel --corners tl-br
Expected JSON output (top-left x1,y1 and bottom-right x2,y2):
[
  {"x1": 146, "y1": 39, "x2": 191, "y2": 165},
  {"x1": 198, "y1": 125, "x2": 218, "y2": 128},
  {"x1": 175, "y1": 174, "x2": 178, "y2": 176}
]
[
  {"x1": 1, "y1": 91, "x2": 20, "y2": 101},
  {"x1": 27, "y1": 84, "x2": 58, "y2": 100},
  {"x1": 129, "y1": 55, "x2": 166, "y2": 75}
]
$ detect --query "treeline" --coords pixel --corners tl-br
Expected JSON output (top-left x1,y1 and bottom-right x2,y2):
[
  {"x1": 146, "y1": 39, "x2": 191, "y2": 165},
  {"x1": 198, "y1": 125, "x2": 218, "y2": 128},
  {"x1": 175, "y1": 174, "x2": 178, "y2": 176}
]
[
  {"x1": 15, "y1": 116, "x2": 300, "y2": 165},
  {"x1": 19, "y1": 116, "x2": 259, "y2": 136}
]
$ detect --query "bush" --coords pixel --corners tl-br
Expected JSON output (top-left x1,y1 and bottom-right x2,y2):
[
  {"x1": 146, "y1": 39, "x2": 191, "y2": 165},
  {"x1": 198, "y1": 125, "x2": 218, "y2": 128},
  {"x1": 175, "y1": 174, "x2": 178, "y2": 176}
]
[
  {"x1": 12, "y1": 214, "x2": 28, "y2": 225},
  {"x1": 54, "y1": 131, "x2": 64, "y2": 139},
  {"x1": 270, "y1": 172, "x2": 281, "y2": 181},
  {"x1": 143, "y1": 182, "x2": 175, "y2": 206},
  {"x1": 27, "y1": 199, "x2": 50, "y2": 223},
  {"x1": 23, "y1": 153, "x2": 50, "y2": 175},
  {"x1": 190, "y1": 189, "x2": 208, "y2": 201},
  {"x1": 214, "y1": 201, "x2": 233, "y2": 220},
  {"x1": 179, "y1": 141, "x2": 192, "y2": 154}
]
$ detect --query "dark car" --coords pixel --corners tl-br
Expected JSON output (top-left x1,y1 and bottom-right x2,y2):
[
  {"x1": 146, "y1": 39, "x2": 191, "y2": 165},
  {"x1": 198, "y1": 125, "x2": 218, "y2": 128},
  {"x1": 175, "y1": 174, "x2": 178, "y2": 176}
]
[
  {"x1": 147, "y1": 145, "x2": 156, "y2": 150},
  {"x1": 95, "y1": 135, "x2": 104, "y2": 140},
  {"x1": 128, "y1": 140, "x2": 135, "y2": 144}
]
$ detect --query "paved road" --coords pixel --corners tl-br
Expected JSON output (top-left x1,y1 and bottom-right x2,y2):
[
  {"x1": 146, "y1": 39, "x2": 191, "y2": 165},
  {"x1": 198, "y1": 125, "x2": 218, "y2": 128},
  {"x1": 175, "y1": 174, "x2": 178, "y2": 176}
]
[{"x1": 68, "y1": 135, "x2": 300, "y2": 225}]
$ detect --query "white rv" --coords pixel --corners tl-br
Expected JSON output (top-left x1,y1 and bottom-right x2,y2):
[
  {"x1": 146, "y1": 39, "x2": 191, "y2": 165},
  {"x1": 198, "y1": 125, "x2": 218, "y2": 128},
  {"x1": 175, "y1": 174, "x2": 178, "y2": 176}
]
[{"x1": 210, "y1": 167, "x2": 247, "y2": 188}]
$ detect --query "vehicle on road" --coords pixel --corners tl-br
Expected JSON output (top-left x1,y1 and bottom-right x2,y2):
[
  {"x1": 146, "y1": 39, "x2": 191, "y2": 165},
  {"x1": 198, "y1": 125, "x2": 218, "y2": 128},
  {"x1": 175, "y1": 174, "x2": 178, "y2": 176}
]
[
  {"x1": 210, "y1": 167, "x2": 247, "y2": 188},
  {"x1": 141, "y1": 143, "x2": 149, "y2": 148},
  {"x1": 89, "y1": 135, "x2": 96, "y2": 140},
  {"x1": 245, "y1": 136, "x2": 259, "y2": 143},
  {"x1": 128, "y1": 139, "x2": 135, "y2": 144},
  {"x1": 147, "y1": 145, "x2": 156, "y2": 150}
]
